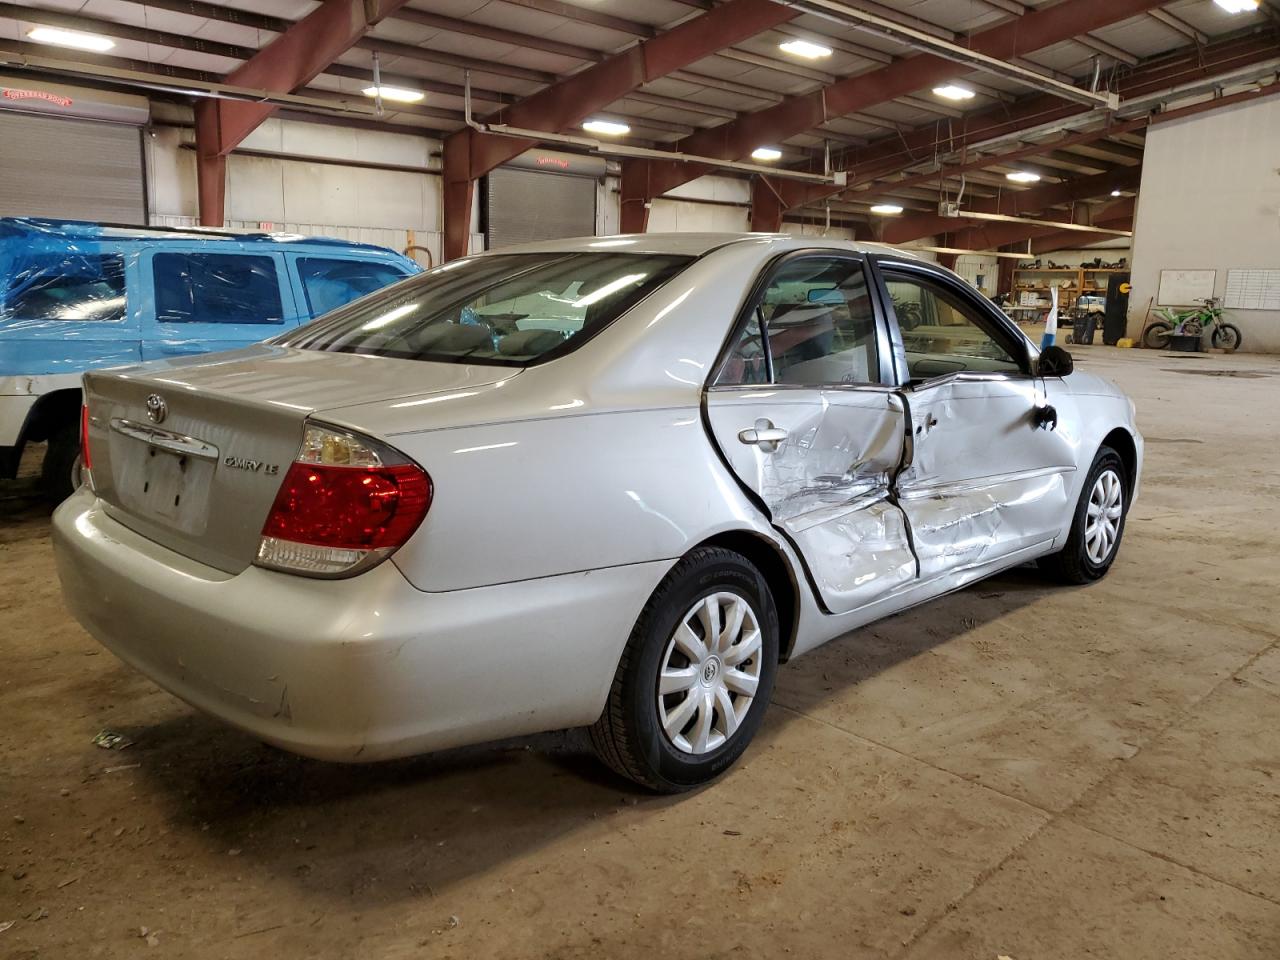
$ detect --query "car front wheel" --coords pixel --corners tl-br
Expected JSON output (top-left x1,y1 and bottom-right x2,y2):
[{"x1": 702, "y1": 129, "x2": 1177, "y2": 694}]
[
  {"x1": 590, "y1": 547, "x2": 779, "y2": 792},
  {"x1": 1040, "y1": 446, "x2": 1128, "y2": 584}
]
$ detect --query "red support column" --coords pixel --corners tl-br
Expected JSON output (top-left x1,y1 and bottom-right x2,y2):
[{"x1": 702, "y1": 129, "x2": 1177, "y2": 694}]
[
  {"x1": 442, "y1": 130, "x2": 477, "y2": 262},
  {"x1": 750, "y1": 176, "x2": 784, "y2": 232},
  {"x1": 619, "y1": 160, "x2": 652, "y2": 235},
  {"x1": 194, "y1": 100, "x2": 226, "y2": 227},
  {"x1": 192, "y1": 0, "x2": 414, "y2": 226}
]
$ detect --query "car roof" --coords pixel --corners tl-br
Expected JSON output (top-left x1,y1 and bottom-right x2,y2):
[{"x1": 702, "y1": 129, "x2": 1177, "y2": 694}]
[
  {"x1": 475, "y1": 232, "x2": 919, "y2": 260},
  {"x1": 0, "y1": 217, "x2": 405, "y2": 256}
]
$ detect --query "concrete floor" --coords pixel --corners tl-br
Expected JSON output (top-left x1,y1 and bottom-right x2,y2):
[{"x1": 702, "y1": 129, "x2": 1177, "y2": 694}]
[{"x1": 2, "y1": 346, "x2": 1278, "y2": 959}]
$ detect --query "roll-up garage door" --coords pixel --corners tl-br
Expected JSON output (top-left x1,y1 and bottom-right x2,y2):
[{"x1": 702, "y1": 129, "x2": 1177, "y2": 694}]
[
  {"x1": 0, "y1": 111, "x2": 145, "y2": 223},
  {"x1": 485, "y1": 166, "x2": 595, "y2": 249}
]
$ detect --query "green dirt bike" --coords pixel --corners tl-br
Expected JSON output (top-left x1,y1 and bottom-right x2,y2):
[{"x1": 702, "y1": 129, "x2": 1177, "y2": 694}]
[{"x1": 1142, "y1": 297, "x2": 1243, "y2": 352}]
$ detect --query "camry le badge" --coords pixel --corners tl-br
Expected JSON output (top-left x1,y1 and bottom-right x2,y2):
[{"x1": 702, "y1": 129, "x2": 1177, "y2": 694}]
[
  {"x1": 222, "y1": 455, "x2": 280, "y2": 476},
  {"x1": 145, "y1": 394, "x2": 167, "y2": 424}
]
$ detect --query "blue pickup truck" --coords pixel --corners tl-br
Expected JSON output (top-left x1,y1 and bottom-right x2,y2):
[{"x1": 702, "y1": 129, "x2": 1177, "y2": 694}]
[{"x1": 0, "y1": 218, "x2": 421, "y2": 498}]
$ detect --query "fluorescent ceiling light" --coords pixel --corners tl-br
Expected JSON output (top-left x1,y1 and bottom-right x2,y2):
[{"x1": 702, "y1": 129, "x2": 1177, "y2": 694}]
[
  {"x1": 932, "y1": 84, "x2": 976, "y2": 101},
  {"x1": 361, "y1": 85, "x2": 424, "y2": 103},
  {"x1": 751, "y1": 147, "x2": 783, "y2": 161},
  {"x1": 1212, "y1": 0, "x2": 1259, "y2": 12},
  {"x1": 1110, "y1": 189, "x2": 1122, "y2": 197},
  {"x1": 779, "y1": 39, "x2": 833, "y2": 59},
  {"x1": 27, "y1": 27, "x2": 115, "y2": 52},
  {"x1": 870, "y1": 203, "x2": 904, "y2": 215},
  {"x1": 1006, "y1": 171, "x2": 1041, "y2": 183},
  {"x1": 583, "y1": 119, "x2": 630, "y2": 136}
]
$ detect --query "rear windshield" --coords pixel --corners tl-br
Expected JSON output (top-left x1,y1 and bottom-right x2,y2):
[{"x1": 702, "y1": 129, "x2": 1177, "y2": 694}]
[{"x1": 280, "y1": 252, "x2": 692, "y2": 366}]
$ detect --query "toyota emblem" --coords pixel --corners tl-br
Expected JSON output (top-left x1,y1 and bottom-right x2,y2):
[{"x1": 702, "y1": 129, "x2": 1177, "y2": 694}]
[{"x1": 145, "y1": 394, "x2": 167, "y2": 424}]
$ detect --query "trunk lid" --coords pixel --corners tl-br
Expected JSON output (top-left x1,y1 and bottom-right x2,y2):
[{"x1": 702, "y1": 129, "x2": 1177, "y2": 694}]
[{"x1": 84, "y1": 344, "x2": 514, "y2": 573}]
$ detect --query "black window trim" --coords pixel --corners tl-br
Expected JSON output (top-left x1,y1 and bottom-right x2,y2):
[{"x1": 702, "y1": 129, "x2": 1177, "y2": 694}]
[
  {"x1": 868, "y1": 255, "x2": 1036, "y2": 387},
  {"x1": 707, "y1": 248, "x2": 898, "y2": 391}
]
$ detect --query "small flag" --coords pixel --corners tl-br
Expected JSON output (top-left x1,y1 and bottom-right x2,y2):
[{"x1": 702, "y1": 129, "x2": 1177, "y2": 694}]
[{"x1": 1040, "y1": 285, "x2": 1058, "y2": 350}]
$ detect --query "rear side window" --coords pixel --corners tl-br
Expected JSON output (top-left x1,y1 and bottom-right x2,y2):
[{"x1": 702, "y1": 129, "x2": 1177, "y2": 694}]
[
  {"x1": 153, "y1": 253, "x2": 283, "y2": 324},
  {"x1": 718, "y1": 255, "x2": 880, "y2": 386},
  {"x1": 283, "y1": 252, "x2": 691, "y2": 366},
  {"x1": 297, "y1": 258, "x2": 408, "y2": 318},
  {"x1": 1, "y1": 254, "x2": 126, "y2": 323}
]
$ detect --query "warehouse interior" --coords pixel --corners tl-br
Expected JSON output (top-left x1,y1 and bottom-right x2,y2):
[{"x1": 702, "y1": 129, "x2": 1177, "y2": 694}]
[{"x1": 2, "y1": 0, "x2": 1280, "y2": 956}]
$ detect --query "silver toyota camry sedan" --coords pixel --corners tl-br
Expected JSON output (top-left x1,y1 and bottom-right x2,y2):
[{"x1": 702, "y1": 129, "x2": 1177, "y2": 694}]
[{"x1": 54, "y1": 233, "x2": 1142, "y2": 792}]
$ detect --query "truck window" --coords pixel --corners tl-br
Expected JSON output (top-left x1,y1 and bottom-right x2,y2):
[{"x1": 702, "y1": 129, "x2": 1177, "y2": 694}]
[
  {"x1": 297, "y1": 258, "x2": 408, "y2": 318},
  {"x1": 1, "y1": 254, "x2": 127, "y2": 323},
  {"x1": 153, "y1": 253, "x2": 283, "y2": 324}
]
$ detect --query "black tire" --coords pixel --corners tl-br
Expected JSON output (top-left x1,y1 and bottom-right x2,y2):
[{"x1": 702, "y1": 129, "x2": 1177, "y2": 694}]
[
  {"x1": 1211, "y1": 323, "x2": 1242, "y2": 352},
  {"x1": 590, "y1": 547, "x2": 779, "y2": 793},
  {"x1": 1142, "y1": 320, "x2": 1173, "y2": 349},
  {"x1": 1039, "y1": 446, "x2": 1128, "y2": 585},
  {"x1": 41, "y1": 420, "x2": 82, "y2": 503}
]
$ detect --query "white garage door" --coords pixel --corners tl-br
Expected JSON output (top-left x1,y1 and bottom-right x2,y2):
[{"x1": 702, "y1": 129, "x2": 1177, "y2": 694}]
[
  {"x1": 485, "y1": 166, "x2": 595, "y2": 249},
  {"x1": 0, "y1": 112, "x2": 145, "y2": 223}
]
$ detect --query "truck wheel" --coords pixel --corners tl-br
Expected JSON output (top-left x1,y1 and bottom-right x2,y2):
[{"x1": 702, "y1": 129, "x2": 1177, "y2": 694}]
[{"x1": 42, "y1": 421, "x2": 82, "y2": 503}]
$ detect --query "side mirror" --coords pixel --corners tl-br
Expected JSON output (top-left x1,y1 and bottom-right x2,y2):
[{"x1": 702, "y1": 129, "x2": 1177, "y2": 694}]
[{"x1": 1038, "y1": 345, "x2": 1074, "y2": 377}]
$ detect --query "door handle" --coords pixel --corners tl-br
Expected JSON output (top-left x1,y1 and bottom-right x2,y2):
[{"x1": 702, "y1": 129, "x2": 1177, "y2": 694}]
[
  {"x1": 1033, "y1": 404, "x2": 1058, "y2": 431},
  {"x1": 739, "y1": 419, "x2": 788, "y2": 452}
]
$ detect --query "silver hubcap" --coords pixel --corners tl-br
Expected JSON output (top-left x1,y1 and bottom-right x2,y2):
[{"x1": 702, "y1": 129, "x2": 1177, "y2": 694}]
[
  {"x1": 658, "y1": 592, "x2": 762, "y2": 756},
  {"x1": 1085, "y1": 468, "x2": 1123, "y2": 564}
]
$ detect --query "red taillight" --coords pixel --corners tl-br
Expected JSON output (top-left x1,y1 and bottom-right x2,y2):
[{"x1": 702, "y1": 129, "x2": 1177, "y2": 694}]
[
  {"x1": 80, "y1": 407, "x2": 94, "y2": 488},
  {"x1": 255, "y1": 423, "x2": 431, "y2": 578},
  {"x1": 262, "y1": 461, "x2": 431, "y2": 550}
]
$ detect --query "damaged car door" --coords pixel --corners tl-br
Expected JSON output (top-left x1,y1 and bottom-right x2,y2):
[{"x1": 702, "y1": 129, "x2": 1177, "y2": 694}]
[
  {"x1": 874, "y1": 258, "x2": 1077, "y2": 581},
  {"x1": 704, "y1": 252, "x2": 917, "y2": 614}
]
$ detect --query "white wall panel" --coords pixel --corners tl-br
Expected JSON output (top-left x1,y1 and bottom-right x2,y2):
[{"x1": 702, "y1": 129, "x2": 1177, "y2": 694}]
[
  {"x1": 1129, "y1": 96, "x2": 1280, "y2": 352},
  {"x1": 648, "y1": 199, "x2": 749, "y2": 232}
]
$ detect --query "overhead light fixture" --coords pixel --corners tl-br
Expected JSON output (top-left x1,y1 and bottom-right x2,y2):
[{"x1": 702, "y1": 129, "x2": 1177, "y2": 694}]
[
  {"x1": 1110, "y1": 189, "x2": 1122, "y2": 197},
  {"x1": 1006, "y1": 171, "x2": 1042, "y2": 183},
  {"x1": 26, "y1": 26, "x2": 115, "y2": 52},
  {"x1": 361, "y1": 85, "x2": 424, "y2": 103},
  {"x1": 932, "y1": 84, "x2": 976, "y2": 101},
  {"x1": 1212, "y1": 0, "x2": 1259, "y2": 12},
  {"x1": 751, "y1": 147, "x2": 783, "y2": 161},
  {"x1": 583, "y1": 119, "x2": 631, "y2": 136},
  {"x1": 870, "y1": 203, "x2": 904, "y2": 215},
  {"x1": 779, "y1": 39, "x2": 833, "y2": 59}
]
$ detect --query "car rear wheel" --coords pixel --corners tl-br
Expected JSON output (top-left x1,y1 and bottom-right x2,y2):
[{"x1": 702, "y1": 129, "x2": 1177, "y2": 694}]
[
  {"x1": 590, "y1": 546, "x2": 778, "y2": 792},
  {"x1": 1039, "y1": 446, "x2": 1128, "y2": 584}
]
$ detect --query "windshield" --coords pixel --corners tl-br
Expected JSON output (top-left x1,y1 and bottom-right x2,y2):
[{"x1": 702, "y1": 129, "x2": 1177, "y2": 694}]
[{"x1": 281, "y1": 252, "x2": 692, "y2": 366}]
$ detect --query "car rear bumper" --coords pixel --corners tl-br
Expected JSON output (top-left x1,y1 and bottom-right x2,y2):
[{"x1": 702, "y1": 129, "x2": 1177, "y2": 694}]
[{"x1": 53, "y1": 489, "x2": 671, "y2": 761}]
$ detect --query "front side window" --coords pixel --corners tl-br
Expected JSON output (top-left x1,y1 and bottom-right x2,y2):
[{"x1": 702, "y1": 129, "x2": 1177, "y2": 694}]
[
  {"x1": 297, "y1": 258, "x2": 409, "y2": 318},
  {"x1": 283, "y1": 252, "x2": 691, "y2": 366},
  {"x1": 153, "y1": 253, "x2": 283, "y2": 324},
  {"x1": 719, "y1": 256, "x2": 880, "y2": 386},
  {"x1": 1, "y1": 254, "x2": 127, "y2": 323},
  {"x1": 884, "y1": 271, "x2": 1023, "y2": 380}
]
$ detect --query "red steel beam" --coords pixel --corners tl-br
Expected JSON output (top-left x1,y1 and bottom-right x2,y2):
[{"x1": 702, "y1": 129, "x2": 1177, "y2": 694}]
[
  {"x1": 441, "y1": 0, "x2": 797, "y2": 260},
  {"x1": 883, "y1": 166, "x2": 1143, "y2": 244},
  {"x1": 619, "y1": 0, "x2": 1173, "y2": 232},
  {"x1": 195, "y1": 0, "x2": 413, "y2": 226}
]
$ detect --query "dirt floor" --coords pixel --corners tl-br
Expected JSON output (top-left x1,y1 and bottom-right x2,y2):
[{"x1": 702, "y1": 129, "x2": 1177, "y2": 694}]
[{"x1": 2, "y1": 346, "x2": 1279, "y2": 959}]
